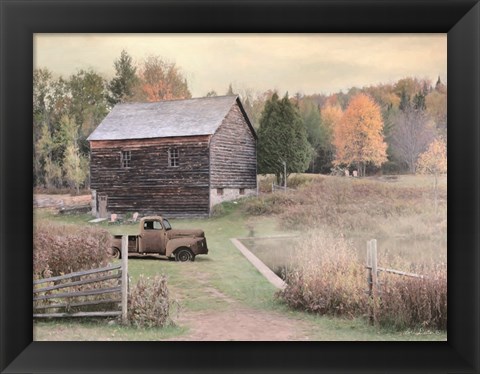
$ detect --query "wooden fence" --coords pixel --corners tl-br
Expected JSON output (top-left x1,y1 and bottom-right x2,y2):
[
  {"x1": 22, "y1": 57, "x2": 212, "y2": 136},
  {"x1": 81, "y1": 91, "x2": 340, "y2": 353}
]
[
  {"x1": 33, "y1": 236, "x2": 129, "y2": 323},
  {"x1": 365, "y1": 239, "x2": 424, "y2": 324}
]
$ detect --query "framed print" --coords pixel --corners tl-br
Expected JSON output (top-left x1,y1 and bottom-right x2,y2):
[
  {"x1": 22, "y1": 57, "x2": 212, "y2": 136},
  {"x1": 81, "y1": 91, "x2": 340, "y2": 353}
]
[{"x1": 1, "y1": 0, "x2": 479, "y2": 373}]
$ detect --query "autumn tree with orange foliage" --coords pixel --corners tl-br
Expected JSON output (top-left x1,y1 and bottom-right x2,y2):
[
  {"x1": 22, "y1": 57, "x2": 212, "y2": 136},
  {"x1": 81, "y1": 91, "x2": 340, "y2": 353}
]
[
  {"x1": 134, "y1": 55, "x2": 192, "y2": 102},
  {"x1": 333, "y1": 93, "x2": 387, "y2": 176},
  {"x1": 416, "y1": 137, "x2": 447, "y2": 213}
]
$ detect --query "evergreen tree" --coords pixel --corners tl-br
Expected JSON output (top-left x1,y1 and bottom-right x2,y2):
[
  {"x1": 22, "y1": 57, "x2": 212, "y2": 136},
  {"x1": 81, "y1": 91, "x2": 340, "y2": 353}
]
[
  {"x1": 300, "y1": 100, "x2": 323, "y2": 173},
  {"x1": 399, "y1": 90, "x2": 411, "y2": 112},
  {"x1": 413, "y1": 92, "x2": 426, "y2": 111},
  {"x1": 257, "y1": 93, "x2": 312, "y2": 184},
  {"x1": 108, "y1": 50, "x2": 138, "y2": 106}
]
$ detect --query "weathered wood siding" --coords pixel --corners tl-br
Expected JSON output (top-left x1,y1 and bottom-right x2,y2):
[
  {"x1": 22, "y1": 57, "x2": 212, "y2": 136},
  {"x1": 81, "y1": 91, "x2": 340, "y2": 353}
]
[
  {"x1": 210, "y1": 103, "x2": 257, "y2": 189},
  {"x1": 90, "y1": 136, "x2": 210, "y2": 217}
]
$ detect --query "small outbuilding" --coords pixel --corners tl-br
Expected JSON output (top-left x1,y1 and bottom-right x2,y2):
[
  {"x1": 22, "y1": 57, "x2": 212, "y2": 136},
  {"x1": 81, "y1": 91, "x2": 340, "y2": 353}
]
[{"x1": 87, "y1": 95, "x2": 257, "y2": 218}]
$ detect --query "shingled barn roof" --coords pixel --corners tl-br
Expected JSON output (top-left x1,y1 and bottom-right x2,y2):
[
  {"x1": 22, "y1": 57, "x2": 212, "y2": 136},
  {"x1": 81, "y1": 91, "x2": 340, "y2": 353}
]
[{"x1": 87, "y1": 95, "x2": 255, "y2": 141}]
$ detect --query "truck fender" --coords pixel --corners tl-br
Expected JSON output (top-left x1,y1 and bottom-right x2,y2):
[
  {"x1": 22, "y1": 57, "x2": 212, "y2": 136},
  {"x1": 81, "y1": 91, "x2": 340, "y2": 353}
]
[{"x1": 166, "y1": 238, "x2": 198, "y2": 257}]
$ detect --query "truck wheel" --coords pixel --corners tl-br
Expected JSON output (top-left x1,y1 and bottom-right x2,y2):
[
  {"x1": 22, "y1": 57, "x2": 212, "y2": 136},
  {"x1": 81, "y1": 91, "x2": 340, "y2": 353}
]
[
  {"x1": 175, "y1": 248, "x2": 195, "y2": 262},
  {"x1": 109, "y1": 247, "x2": 121, "y2": 259}
]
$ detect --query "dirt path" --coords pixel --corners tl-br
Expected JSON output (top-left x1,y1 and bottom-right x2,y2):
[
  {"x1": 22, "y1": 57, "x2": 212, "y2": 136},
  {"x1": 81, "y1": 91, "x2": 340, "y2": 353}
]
[
  {"x1": 169, "y1": 305, "x2": 311, "y2": 341},
  {"x1": 168, "y1": 273, "x2": 311, "y2": 341}
]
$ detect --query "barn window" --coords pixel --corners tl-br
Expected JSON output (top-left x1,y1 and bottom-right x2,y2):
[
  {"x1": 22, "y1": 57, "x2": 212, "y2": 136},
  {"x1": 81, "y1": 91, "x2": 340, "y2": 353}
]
[
  {"x1": 168, "y1": 148, "x2": 179, "y2": 167},
  {"x1": 217, "y1": 188, "x2": 224, "y2": 196},
  {"x1": 121, "y1": 150, "x2": 131, "y2": 168},
  {"x1": 239, "y1": 188, "x2": 245, "y2": 195}
]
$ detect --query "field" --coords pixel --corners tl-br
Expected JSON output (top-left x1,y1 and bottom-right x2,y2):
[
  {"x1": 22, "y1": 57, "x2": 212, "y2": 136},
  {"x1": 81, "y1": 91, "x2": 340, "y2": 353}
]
[{"x1": 33, "y1": 174, "x2": 447, "y2": 341}]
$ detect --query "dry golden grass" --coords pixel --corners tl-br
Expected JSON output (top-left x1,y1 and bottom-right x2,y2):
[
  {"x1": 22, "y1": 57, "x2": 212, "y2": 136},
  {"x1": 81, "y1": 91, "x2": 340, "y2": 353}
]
[
  {"x1": 250, "y1": 174, "x2": 447, "y2": 330},
  {"x1": 278, "y1": 230, "x2": 368, "y2": 318},
  {"x1": 246, "y1": 174, "x2": 447, "y2": 266},
  {"x1": 33, "y1": 221, "x2": 112, "y2": 279}
]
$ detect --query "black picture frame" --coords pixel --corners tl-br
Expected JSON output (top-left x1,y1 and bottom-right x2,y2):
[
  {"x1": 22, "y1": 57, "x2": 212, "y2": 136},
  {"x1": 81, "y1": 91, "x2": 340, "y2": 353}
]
[{"x1": 1, "y1": 1, "x2": 479, "y2": 373}]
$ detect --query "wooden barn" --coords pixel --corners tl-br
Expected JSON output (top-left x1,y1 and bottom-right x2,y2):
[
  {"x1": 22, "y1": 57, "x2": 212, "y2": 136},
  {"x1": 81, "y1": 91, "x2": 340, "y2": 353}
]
[{"x1": 87, "y1": 95, "x2": 257, "y2": 218}]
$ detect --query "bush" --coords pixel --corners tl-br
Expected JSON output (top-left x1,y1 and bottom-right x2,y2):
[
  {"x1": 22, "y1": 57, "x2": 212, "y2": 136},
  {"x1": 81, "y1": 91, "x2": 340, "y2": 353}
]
[
  {"x1": 242, "y1": 193, "x2": 298, "y2": 216},
  {"x1": 286, "y1": 174, "x2": 318, "y2": 189},
  {"x1": 381, "y1": 161, "x2": 404, "y2": 175},
  {"x1": 33, "y1": 221, "x2": 111, "y2": 279},
  {"x1": 375, "y1": 265, "x2": 447, "y2": 330},
  {"x1": 278, "y1": 230, "x2": 368, "y2": 317},
  {"x1": 210, "y1": 203, "x2": 226, "y2": 217},
  {"x1": 277, "y1": 229, "x2": 447, "y2": 330},
  {"x1": 128, "y1": 275, "x2": 171, "y2": 328}
]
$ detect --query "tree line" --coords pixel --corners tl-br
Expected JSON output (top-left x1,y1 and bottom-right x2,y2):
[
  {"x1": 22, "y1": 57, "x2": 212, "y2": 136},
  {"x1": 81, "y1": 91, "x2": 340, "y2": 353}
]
[
  {"x1": 33, "y1": 49, "x2": 447, "y2": 192},
  {"x1": 33, "y1": 50, "x2": 191, "y2": 191},
  {"x1": 248, "y1": 76, "x2": 446, "y2": 180}
]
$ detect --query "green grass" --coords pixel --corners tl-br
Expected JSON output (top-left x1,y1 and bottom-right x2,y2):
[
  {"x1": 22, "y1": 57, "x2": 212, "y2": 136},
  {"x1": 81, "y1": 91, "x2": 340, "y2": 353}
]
[
  {"x1": 33, "y1": 319, "x2": 187, "y2": 341},
  {"x1": 33, "y1": 176, "x2": 448, "y2": 341}
]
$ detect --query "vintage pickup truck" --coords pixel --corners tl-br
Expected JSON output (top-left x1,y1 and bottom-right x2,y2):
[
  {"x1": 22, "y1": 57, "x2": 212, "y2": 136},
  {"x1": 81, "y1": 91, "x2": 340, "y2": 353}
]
[{"x1": 109, "y1": 216, "x2": 208, "y2": 262}]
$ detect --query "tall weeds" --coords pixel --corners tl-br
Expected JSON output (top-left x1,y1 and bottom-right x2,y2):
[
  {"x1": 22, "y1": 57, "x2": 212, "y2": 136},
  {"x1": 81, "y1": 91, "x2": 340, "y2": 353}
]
[
  {"x1": 375, "y1": 265, "x2": 447, "y2": 330},
  {"x1": 33, "y1": 221, "x2": 111, "y2": 279},
  {"x1": 278, "y1": 230, "x2": 368, "y2": 317},
  {"x1": 128, "y1": 275, "x2": 172, "y2": 328},
  {"x1": 277, "y1": 229, "x2": 447, "y2": 330}
]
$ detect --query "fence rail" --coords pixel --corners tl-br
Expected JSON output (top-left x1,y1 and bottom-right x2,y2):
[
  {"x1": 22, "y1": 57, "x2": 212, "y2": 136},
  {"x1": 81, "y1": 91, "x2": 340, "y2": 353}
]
[
  {"x1": 33, "y1": 236, "x2": 129, "y2": 323},
  {"x1": 33, "y1": 264, "x2": 122, "y2": 285},
  {"x1": 365, "y1": 239, "x2": 425, "y2": 325}
]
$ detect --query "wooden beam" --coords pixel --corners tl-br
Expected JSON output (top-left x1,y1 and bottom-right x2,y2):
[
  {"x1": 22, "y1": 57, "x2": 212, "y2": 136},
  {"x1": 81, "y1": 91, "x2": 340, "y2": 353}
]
[
  {"x1": 33, "y1": 264, "x2": 121, "y2": 285},
  {"x1": 33, "y1": 298, "x2": 121, "y2": 311},
  {"x1": 33, "y1": 286, "x2": 121, "y2": 301},
  {"x1": 33, "y1": 311, "x2": 122, "y2": 318},
  {"x1": 34, "y1": 273, "x2": 121, "y2": 294}
]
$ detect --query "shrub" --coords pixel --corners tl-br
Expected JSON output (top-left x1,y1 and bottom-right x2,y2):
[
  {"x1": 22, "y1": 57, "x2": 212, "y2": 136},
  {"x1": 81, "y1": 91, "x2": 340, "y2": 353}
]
[
  {"x1": 128, "y1": 275, "x2": 171, "y2": 328},
  {"x1": 257, "y1": 174, "x2": 276, "y2": 193},
  {"x1": 210, "y1": 203, "x2": 226, "y2": 217},
  {"x1": 375, "y1": 265, "x2": 447, "y2": 330},
  {"x1": 286, "y1": 174, "x2": 318, "y2": 189},
  {"x1": 381, "y1": 161, "x2": 404, "y2": 175},
  {"x1": 277, "y1": 229, "x2": 447, "y2": 330},
  {"x1": 278, "y1": 230, "x2": 368, "y2": 317},
  {"x1": 33, "y1": 221, "x2": 111, "y2": 279},
  {"x1": 241, "y1": 193, "x2": 293, "y2": 216}
]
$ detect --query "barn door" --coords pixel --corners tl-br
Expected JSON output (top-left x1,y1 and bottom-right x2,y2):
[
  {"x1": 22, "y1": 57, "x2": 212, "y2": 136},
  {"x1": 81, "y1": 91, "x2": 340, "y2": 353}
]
[{"x1": 98, "y1": 194, "x2": 108, "y2": 218}]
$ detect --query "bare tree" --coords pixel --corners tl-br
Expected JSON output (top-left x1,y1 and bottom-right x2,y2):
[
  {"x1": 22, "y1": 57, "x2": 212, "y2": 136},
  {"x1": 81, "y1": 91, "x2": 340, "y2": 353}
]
[{"x1": 390, "y1": 106, "x2": 435, "y2": 173}]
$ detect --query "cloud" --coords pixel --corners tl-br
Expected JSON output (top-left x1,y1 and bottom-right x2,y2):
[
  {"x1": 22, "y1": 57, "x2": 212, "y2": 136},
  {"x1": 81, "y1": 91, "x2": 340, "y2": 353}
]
[{"x1": 34, "y1": 34, "x2": 446, "y2": 97}]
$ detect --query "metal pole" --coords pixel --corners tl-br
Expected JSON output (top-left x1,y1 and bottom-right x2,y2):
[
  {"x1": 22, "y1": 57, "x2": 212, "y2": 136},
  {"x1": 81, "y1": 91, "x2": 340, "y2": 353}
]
[{"x1": 283, "y1": 161, "x2": 287, "y2": 190}]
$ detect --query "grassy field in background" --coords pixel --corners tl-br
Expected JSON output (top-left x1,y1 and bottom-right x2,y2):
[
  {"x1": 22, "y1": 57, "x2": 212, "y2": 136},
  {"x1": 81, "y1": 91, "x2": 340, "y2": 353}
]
[{"x1": 33, "y1": 174, "x2": 447, "y2": 341}]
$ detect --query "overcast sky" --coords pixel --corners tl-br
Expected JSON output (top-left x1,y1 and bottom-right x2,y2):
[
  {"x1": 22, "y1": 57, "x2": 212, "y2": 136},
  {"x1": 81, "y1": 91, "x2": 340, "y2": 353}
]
[{"x1": 34, "y1": 33, "x2": 447, "y2": 98}]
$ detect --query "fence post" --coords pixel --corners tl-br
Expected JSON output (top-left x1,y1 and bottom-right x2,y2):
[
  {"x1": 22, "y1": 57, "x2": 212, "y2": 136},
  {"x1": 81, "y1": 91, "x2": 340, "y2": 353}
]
[
  {"x1": 371, "y1": 239, "x2": 378, "y2": 296},
  {"x1": 367, "y1": 240, "x2": 372, "y2": 294},
  {"x1": 121, "y1": 235, "x2": 128, "y2": 325},
  {"x1": 367, "y1": 239, "x2": 378, "y2": 325}
]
